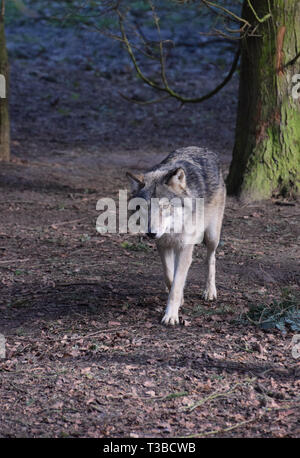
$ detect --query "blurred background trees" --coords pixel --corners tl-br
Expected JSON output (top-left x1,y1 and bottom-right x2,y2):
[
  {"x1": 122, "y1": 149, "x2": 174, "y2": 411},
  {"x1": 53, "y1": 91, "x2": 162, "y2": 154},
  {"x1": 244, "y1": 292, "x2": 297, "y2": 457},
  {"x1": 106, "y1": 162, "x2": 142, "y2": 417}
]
[
  {"x1": 0, "y1": 0, "x2": 10, "y2": 161},
  {"x1": 1, "y1": 0, "x2": 299, "y2": 201}
]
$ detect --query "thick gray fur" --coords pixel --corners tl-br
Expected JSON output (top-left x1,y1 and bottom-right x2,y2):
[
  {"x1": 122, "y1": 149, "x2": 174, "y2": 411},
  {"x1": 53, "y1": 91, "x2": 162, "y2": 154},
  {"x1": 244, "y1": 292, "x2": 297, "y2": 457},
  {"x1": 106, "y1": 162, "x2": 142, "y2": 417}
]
[{"x1": 127, "y1": 146, "x2": 226, "y2": 325}]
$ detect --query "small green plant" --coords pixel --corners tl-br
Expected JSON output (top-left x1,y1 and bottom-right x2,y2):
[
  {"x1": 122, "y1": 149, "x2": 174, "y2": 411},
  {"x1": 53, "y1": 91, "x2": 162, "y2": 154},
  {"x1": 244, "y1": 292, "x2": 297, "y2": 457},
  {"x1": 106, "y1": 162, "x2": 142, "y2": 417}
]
[
  {"x1": 192, "y1": 303, "x2": 233, "y2": 317},
  {"x1": 121, "y1": 241, "x2": 151, "y2": 252},
  {"x1": 243, "y1": 289, "x2": 300, "y2": 333},
  {"x1": 80, "y1": 234, "x2": 91, "y2": 242},
  {"x1": 71, "y1": 92, "x2": 80, "y2": 101},
  {"x1": 57, "y1": 107, "x2": 71, "y2": 116},
  {"x1": 14, "y1": 269, "x2": 23, "y2": 276},
  {"x1": 163, "y1": 391, "x2": 188, "y2": 400}
]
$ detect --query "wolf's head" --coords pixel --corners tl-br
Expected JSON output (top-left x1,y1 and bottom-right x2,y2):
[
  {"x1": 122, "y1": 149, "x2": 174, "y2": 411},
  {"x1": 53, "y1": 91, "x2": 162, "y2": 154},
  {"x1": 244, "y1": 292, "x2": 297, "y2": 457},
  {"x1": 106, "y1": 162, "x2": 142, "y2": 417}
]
[{"x1": 126, "y1": 168, "x2": 189, "y2": 239}]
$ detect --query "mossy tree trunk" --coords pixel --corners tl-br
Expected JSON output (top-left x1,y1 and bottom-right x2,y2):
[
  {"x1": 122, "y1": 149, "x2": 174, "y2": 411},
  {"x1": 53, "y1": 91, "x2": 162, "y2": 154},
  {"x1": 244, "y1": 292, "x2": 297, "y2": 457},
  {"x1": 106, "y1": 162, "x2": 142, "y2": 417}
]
[
  {"x1": 227, "y1": 0, "x2": 300, "y2": 201},
  {"x1": 0, "y1": 0, "x2": 10, "y2": 162}
]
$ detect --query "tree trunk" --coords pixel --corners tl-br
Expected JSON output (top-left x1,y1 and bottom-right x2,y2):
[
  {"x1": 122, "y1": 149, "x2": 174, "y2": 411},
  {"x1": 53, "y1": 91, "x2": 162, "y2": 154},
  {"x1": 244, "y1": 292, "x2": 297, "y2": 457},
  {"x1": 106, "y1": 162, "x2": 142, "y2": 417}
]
[
  {"x1": 0, "y1": 1, "x2": 10, "y2": 162},
  {"x1": 227, "y1": 0, "x2": 300, "y2": 201}
]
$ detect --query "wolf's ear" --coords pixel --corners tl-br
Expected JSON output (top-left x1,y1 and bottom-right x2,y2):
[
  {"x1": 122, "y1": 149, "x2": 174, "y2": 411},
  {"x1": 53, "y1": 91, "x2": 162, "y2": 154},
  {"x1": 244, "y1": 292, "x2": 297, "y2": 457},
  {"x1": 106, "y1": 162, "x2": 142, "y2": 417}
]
[
  {"x1": 126, "y1": 171, "x2": 144, "y2": 192},
  {"x1": 165, "y1": 168, "x2": 186, "y2": 193}
]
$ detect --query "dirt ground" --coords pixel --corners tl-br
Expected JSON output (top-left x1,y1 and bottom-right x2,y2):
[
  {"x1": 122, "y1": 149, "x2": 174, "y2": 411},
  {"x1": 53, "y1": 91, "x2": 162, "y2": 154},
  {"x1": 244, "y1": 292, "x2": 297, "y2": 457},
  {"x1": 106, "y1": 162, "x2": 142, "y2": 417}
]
[{"x1": 0, "y1": 8, "x2": 300, "y2": 438}]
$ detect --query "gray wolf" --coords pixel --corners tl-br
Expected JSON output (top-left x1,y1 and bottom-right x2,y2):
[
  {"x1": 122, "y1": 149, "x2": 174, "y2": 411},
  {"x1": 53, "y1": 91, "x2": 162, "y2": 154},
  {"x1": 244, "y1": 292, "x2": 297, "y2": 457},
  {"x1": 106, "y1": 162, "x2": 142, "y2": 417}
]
[{"x1": 127, "y1": 146, "x2": 226, "y2": 325}]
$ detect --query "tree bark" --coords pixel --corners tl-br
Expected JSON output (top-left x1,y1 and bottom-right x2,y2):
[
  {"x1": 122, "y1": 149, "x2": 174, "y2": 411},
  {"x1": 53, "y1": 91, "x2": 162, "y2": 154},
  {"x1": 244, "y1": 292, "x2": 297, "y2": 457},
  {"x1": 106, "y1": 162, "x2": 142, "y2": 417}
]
[
  {"x1": 0, "y1": 1, "x2": 10, "y2": 162},
  {"x1": 227, "y1": 0, "x2": 300, "y2": 201}
]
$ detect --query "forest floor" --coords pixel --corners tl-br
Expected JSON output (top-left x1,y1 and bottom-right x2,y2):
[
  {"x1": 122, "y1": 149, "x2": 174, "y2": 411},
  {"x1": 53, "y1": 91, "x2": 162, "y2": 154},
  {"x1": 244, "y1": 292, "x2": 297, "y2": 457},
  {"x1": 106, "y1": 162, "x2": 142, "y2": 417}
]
[{"x1": 0, "y1": 3, "x2": 299, "y2": 438}]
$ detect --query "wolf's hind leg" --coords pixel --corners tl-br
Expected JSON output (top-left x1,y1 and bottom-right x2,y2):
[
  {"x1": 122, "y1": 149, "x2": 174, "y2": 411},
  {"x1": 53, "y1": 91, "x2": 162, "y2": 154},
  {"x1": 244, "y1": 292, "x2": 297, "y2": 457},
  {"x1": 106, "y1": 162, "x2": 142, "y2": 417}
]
[
  {"x1": 203, "y1": 209, "x2": 223, "y2": 300},
  {"x1": 203, "y1": 238, "x2": 217, "y2": 300}
]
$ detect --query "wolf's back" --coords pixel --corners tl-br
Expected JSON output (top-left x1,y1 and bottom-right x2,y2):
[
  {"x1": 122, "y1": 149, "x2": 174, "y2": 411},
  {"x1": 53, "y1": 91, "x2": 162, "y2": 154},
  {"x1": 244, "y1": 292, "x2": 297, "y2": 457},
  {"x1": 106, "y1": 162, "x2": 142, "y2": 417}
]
[{"x1": 149, "y1": 146, "x2": 224, "y2": 200}]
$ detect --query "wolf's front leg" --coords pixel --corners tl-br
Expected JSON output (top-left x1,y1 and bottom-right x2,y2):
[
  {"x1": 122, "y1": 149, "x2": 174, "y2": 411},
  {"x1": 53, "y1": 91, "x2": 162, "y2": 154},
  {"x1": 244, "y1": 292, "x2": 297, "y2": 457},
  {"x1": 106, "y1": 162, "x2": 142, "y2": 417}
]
[
  {"x1": 161, "y1": 244, "x2": 194, "y2": 325},
  {"x1": 157, "y1": 245, "x2": 175, "y2": 292}
]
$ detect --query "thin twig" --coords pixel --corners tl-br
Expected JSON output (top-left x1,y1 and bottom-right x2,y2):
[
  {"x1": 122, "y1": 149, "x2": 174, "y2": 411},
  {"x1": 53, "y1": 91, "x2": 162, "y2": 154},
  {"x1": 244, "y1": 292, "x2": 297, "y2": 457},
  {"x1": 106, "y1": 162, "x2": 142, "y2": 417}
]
[
  {"x1": 0, "y1": 258, "x2": 30, "y2": 264},
  {"x1": 246, "y1": 0, "x2": 271, "y2": 23},
  {"x1": 70, "y1": 326, "x2": 131, "y2": 340},
  {"x1": 184, "y1": 417, "x2": 256, "y2": 438},
  {"x1": 201, "y1": 0, "x2": 251, "y2": 26},
  {"x1": 186, "y1": 378, "x2": 256, "y2": 413},
  {"x1": 50, "y1": 217, "x2": 88, "y2": 227}
]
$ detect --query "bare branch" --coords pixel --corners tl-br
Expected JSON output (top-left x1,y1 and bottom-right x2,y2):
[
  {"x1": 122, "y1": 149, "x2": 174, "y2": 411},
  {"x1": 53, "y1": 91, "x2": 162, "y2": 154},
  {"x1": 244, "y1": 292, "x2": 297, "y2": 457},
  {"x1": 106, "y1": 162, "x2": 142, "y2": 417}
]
[
  {"x1": 118, "y1": 4, "x2": 241, "y2": 105},
  {"x1": 118, "y1": 11, "x2": 164, "y2": 92}
]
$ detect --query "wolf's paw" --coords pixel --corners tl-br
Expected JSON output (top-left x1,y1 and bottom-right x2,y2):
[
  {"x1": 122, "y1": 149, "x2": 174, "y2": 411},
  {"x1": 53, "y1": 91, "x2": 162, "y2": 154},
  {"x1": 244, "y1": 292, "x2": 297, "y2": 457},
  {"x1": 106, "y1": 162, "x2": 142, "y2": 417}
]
[
  {"x1": 161, "y1": 310, "x2": 179, "y2": 326},
  {"x1": 203, "y1": 286, "x2": 217, "y2": 301}
]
